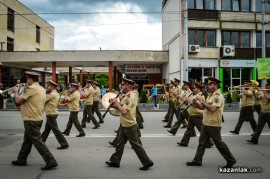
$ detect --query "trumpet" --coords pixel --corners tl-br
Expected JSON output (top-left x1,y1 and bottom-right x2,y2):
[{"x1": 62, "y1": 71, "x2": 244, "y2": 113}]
[
  {"x1": 176, "y1": 93, "x2": 193, "y2": 110},
  {"x1": 0, "y1": 83, "x2": 27, "y2": 95},
  {"x1": 180, "y1": 92, "x2": 207, "y2": 114}
]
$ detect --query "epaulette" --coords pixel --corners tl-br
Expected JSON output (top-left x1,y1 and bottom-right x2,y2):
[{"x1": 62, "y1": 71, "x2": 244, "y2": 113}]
[{"x1": 215, "y1": 92, "x2": 220, "y2": 96}]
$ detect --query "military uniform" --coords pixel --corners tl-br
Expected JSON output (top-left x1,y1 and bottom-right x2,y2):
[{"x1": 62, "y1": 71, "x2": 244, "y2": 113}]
[
  {"x1": 92, "y1": 86, "x2": 104, "y2": 123},
  {"x1": 14, "y1": 82, "x2": 57, "y2": 168},
  {"x1": 63, "y1": 90, "x2": 85, "y2": 136},
  {"x1": 164, "y1": 85, "x2": 174, "y2": 122},
  {"x1": 188, "y1": 89, "x2": 236, "y2": 166},
  {"x1": 81, "y1": 86, "x2": 100, "y2": 128},
  {"x1": 231, "y1": 90, "x2": 257, "y2": 134},
  {"x1": 165, "y1": 85, "x2": 182, "y2": 127},
  {"x1": 41, "y1": 89, "x2": 69, "y2": 148},
  {"x1": 179, "y1": 92, "x2": 213, "y2": 146},
  {"x1": 133, "y1": 89, "x2": 144, "y2": 129},
  {"x1": 169, "y1": 88, "x2": 192, "y2": 134},
  {"x1": 249, "y1": 90, "x2": 270, "y2": 144},
  {"x1": 254, "y1": 91, "x2": 263, "y2": 115},
  {"x1": 107, "y1": 90, "x2": 153, "y2": 169}
]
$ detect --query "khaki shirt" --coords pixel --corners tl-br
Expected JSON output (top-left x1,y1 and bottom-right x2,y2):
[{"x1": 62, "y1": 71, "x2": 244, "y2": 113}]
[
  {"x1": 21, "y1": 82, "x2": 46, "y2": 121},
  {"x1": 261, "y1": 91, "x2": 270, "y2": 113},
  {"x1": 203, "y1": 89, "x2": 224, "y2": 127},
  {"x1": 120, "y1": 92, "x2": 137, "y2": 128},
  {"x1": 179, "y1": 88, "x2": 192, "y2": 108},
  {"x1": 93, "y1": 87, "x2": 100, "y2": 101},
  {"x1": 188, "y1": 92, "x2": 204, "y2": 116},
  {"x1": 254, "y1": 91, "x2": 263, "y2": 106},
  {"x1": 171, "y1": 85, "x2": 182, "y2": 101},
  {"x1": 239, "y1": 90, "x2": 254, "y2": 107},
  {"x1": 84, "y1": 86, "x2": 94, "y2": 105},
  {"x1": 45, "y1": 90, "x2": 60, "y2": 115},
  {"x1": 68, "y1": 90, "x2": 80, "y2": 112},
  {"x1": 132, "y1": 90, "x2": 140, "y2": 106},
  {"x1": 169, "y1": 86, "x2": 175, "y2": 101}
]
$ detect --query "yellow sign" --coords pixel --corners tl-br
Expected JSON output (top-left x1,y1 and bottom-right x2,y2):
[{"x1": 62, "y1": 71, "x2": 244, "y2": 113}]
[{"x1": 257, "y1": 58, "x2": 270, "y2": 79}]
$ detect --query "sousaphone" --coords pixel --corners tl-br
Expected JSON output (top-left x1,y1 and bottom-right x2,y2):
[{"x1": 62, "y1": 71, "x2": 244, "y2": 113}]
[{"x1": 101, "y1": 92, "x2": 121, "y2": 116}]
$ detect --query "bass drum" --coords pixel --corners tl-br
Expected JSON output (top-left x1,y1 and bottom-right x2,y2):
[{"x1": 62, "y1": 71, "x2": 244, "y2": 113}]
[{"x1": 101, "y1": 92, "x2": 121, "y2": 116}]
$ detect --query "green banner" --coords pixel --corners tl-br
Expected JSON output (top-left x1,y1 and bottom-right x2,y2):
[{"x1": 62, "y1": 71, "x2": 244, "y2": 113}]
[{"x1": 257, "y1": 58, "x2": 270, "y2": 80}]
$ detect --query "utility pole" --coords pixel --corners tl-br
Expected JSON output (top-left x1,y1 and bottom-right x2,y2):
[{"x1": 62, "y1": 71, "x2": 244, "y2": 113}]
[
  {"x1": 261, "y1": 0, "x2": 266, "y2": 87},
  {"x1": 183, "y1": 0, "x2": 188, "y2": 81}
]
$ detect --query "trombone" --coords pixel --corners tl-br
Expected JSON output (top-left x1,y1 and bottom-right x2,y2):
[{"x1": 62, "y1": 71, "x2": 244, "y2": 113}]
[{"x1": 0, "y1": 83, "x2": 27, "y2": 95}]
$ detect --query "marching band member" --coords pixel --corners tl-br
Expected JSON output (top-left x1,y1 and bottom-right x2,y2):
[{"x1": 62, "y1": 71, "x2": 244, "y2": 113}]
[
  {"x1": 186, "y1": 77, "x2": 236, "y2": 168},
  {"x1": 247, "y1": 81, "x2": 270, "y2": 144},
  {"x1": 230, "y1": 82, "x2": 257, "y2": 134},
  {"x1": 41, "y1": 80, "x2": 69, "y2": 149},
  {"x1": 92, "y1": 81, "x2": 104, "y2": 124},
  {"x1": 177, "y1": 83, "x2": 213, "y2": 148},
  {"x1": 62, "y1": 83, "x2": 86, "y2": 137},
  {"x1": 133, "y1": 84, "x2": 144, "y2": 129},
  {"x1": 12, "y1": 71, "x2": 58, "y2": 170},
  {"x1": 80, "y1": 80, "x2": 100, "y2": 129},
  {"x1": 163, "y1": 81, "x2": 175, "y2": 122},
  {"x1": 167, "y1": 81, "x2": 191, "y2": 135},
  {"x1": 164, "y1": 78, "x2": 182, "y2": 128},
  {"x1": 105, "y1": 78, "x2": 154, "y2": 170}
]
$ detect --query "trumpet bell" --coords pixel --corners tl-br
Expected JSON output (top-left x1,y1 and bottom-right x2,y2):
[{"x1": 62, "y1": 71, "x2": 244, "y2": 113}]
[{"x1": 101, "y1": 92, "x2": 121, "y2": 116}]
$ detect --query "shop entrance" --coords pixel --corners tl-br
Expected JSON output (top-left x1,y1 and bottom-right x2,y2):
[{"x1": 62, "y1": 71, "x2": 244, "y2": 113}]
[{"x1": 223, "y1": 68, "x2": 251, "y2": 92}]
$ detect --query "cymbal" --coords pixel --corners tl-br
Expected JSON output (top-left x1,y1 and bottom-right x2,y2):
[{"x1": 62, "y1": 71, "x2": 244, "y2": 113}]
[{"x1": 101, "y1": 92, "x2": 119, "y2": 109}]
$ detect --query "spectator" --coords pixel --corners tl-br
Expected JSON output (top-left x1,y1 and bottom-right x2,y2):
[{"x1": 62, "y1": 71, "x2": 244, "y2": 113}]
[
  {"x1": 151, "y1": 84, "x2": 158, "y2": 107},
  {"x1": 100, "y1": 85, "x2": 107, "y2": 99}
]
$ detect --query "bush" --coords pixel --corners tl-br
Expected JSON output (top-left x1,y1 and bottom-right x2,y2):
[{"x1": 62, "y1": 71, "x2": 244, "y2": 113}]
[
  {"x1": 140, "y1": 90, "x2": 148, "y2": 103},
  {"x1": 225, "y1": 93, "x2": 232, "y2": 103}
]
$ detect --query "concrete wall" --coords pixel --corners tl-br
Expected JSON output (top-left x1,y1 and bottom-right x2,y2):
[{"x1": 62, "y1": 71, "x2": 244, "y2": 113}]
[{"x1": 0, "y1": 0, "x2": 54, "y2": 51}]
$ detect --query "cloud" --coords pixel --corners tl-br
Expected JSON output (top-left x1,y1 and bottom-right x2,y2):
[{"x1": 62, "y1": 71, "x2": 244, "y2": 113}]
[{"x1": 18, "y1": 0, "x2": 162, "y2": 50}]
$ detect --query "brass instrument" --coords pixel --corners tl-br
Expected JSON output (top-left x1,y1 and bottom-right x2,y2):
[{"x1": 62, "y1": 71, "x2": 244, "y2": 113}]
[
  {"x1": 0, "y1": 83, "x2": 27, "y2": 95},
  {"x1": 101, "y1": 91, "x2": 123, "y2": 118},
  {"x1": 176, "y1": 93, "x2": 193, "y2": 110},
  {"x1": 180, "y1": 92, "x2": 206, "y2": 114},
  {"x1": 173, "y1": 91, "x2": 186, "y2": 108}
]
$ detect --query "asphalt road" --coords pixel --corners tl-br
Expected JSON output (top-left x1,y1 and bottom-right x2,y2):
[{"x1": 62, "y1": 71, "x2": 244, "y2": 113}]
[{"x1": 0, "y1": 111, "x2": 269, "y2": 179}]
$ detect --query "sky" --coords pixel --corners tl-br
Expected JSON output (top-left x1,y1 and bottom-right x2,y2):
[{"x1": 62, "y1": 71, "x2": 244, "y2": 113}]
[{"x1": 18, "y1": 0, "x2": 163, "y2": 50}]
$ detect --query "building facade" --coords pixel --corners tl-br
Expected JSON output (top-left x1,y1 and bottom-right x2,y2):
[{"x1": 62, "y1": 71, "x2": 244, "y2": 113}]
[
  {"x1": 0, "y1": 0, "x2": 54, "y2": 87},
  {"x1": 162, "y1": 0, "x2": 270, "y2": 92}
]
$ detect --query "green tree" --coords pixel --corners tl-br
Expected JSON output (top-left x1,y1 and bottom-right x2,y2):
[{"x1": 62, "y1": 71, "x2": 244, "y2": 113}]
[
  {"x1": 95, "y1": 74, "x2": 109, "y2": 87},
  {"x1": 140, "y1": 90, "x2": 148, "y2": 103}
]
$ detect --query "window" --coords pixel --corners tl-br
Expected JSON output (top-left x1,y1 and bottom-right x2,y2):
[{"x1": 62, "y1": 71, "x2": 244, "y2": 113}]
[
  {"x1": 222, "y1": 0, "x2": 251, "y2": 12},
  {"x1": 7, "y1": 8, "x2": 14, "y2": 32},
  {"x1": 36, "y1": 26, "x2": 40, "y2": 43},
  {"x1": 7, "y1": 37, "x2": 14, "y2": 51},
  {"x1": 222, "y1": 31, "x2": 250, "y2": 47},
  {"x1": 189, "y1": 29, "x2": 216, "y2": 46},
  {"x1": 256, "y1": 0, "x2": 270, "y2": 12},
  {"x1": 256, "y1": 32, "x2": 270, "y2": 47},
  {"x1": 188, "y1": 0, "x2": 216, "y2": 10}
]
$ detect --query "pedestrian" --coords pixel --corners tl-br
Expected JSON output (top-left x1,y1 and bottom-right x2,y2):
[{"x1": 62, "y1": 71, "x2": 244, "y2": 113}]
[
  {"x1": 41, "y1": 80, "x2": 69, "y2": 149},
  {"x1": 151, "y1": 84, "x2": 158, "y2": 107},
  {"x1": 100, "y1": 85, "x2": 107, "y2": 99},
  {"x1": 62, "y1": 83, "x2": 86, "y2": 137},
  {"x1": 186, "y1": 77, "x2": 236, "y2": 168},
  {"x1": 11, "y1": 71, "x2": 58, "y2": 170},
  {"x1": 105, "y1": 78, "x2": 154, "y2": 170}
]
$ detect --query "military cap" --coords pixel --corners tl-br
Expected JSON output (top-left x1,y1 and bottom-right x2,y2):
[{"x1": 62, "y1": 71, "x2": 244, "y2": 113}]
[
  {"x1": 71, "y1": 83, "x2": 79, "y2": 87},
  {"x1": 207, "y1": 77, "x2": 221, "y2": 84},
  {"x1": 183, "y1": 81, "x2": 191, "y2": 86},
  {"x1": 93, "y1": 81, "x2": 99, "y2": 85},
  {"x1": 170, "y1": 80, "x2": 174, "y2": 84},
  {"x1": 194, "y1": 83, "x2": 203, "y2": 90},
  {"x1": 122, "y1": 78, "x2": 136, "y2": 85},
  {"x1": 25, "y1": 71, "x2": 40, "y2": 78},
  {"x1": 174, "y1": 78, "x2": 180, "y2": 83},
  {"x1": 48, "y1": 80, "x2": 58, "y2": 87},
  {"x1": 86, "y1": 80, "x2": 92, "y2": 83}
]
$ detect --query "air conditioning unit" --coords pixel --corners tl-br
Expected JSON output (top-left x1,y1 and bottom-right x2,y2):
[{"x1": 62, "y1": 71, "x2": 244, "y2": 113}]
[
  {"x1": 223, "y1": 45, "x2": 235, "y2": 57},
  {"x1": 188, "y1": 45, "x2": 200, "y2": 53}
]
